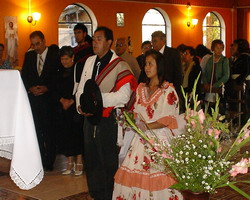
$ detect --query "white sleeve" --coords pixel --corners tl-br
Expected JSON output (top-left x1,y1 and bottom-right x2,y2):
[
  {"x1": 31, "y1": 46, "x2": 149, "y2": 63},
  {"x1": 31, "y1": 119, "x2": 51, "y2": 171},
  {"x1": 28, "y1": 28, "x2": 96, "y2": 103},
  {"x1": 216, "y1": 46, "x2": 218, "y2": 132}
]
[
  {"x1": 75, "y1": 70, "x2": 85, "y2": 113},
  {"x1": 102, "y1": 83, "x2": 131, "y2": 108}
]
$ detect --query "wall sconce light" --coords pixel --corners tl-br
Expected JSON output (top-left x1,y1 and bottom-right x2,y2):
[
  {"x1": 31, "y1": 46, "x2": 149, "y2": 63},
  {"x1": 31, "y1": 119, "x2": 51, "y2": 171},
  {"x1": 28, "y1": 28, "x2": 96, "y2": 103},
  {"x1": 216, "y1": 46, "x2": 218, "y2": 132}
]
[
  {"x1": 27, "y1": 0, "x2": 40, "y2": 25},
  {"x1": 186, "y1": 2, "x2": 198, "y2": 28},
  {"x1": 187, "y1": 18, "x2": 198, "y2": 28},
  {"x1": 27, "y1": 12, "x2": 41, "y2": 25}
]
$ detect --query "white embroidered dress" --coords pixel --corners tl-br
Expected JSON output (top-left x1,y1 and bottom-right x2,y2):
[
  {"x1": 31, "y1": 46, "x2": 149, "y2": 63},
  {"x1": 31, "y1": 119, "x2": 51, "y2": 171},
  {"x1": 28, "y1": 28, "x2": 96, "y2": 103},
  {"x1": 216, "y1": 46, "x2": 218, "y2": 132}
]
[{"x1": 113, "y1": 82, "x2": 183, "y2": 200}]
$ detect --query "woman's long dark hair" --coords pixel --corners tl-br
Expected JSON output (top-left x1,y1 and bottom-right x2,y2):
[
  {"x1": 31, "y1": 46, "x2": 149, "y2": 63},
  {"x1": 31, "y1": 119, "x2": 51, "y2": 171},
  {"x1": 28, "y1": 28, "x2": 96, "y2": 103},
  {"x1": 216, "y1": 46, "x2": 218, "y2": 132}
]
[{"x1": 144, "y1": 49, "x2": 166, "y2": 87}]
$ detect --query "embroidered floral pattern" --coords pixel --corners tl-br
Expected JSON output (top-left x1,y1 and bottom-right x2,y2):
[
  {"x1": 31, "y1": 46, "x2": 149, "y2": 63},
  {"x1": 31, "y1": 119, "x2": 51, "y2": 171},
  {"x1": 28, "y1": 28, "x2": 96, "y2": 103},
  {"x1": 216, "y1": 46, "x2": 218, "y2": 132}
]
[
  {"x1": 116, "y1": 196, "x2": 124, "y2": 200},
  {"x1": 169, "y1": 195, "x2": 179, "y2": 200},
  {"x1": 146, "y1": 105, "x2": 154, "y2": 119},
  {"x1": 167, "y1": 91, "x2": 177, "y2": 105},
  {"x1": 134, "y1": 155, "x2": 138, "y2": 164}
]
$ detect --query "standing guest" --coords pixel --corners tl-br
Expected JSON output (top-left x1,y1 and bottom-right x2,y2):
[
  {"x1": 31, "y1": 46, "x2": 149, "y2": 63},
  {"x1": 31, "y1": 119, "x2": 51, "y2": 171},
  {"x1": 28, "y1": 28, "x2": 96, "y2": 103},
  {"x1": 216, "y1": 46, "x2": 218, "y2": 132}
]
[
  {"x1": 136, "y1": 40, "x2": 152, "y2": 83},
  {"x1": 22, "y1": 31, "x2": 60, "y2": 171},
  {"x1": 115, "y1": 37, "x2": 141, "y2": 80},
  {"x1": 230, "y1": 39, "x2": 250, "y2": 124},
  {"x1": 73, "y1": 23, "x2": 93, "y2": 64},
  {"x1": 176, "y1": 43, "x2": 188, "y2": 80},
  {"x1": 195, "y1": 44, "x2": 212, "y2": 83},
  {"x1": 203, "y1": 39, "x2": 229, "y2": 114},
  {"x1": 182, "y1": 46, "x2": 202, "y2": 99},
  {"x1": 53, "y1": 46, "x2": 84, "y2": 176},
  {"x1": 113, "y1": 49, "x2": 183, "y2": 200},
  {"x1": 151, "y1": 31, "x2": 182, "y2": 98},
  {"x1": 73, "y1": 23, "x2": 94, "y2": 88},
  {"x1": 0, "y1": 43, "x2": 11, "y2": 69},
  {"x1": 76, "y1": 27, "x2": 137, "y2": 200},
  {"x1": 231, "y1": 39, "x2": 250, "y2": 84}
]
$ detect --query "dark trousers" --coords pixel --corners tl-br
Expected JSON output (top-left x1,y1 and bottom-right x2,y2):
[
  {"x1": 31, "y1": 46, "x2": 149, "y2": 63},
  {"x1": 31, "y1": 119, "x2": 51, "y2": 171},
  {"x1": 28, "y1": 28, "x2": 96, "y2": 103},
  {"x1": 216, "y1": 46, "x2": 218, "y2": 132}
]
[
  {"x1": 29, "y1": 94, "x2": 56, "y2": 169},
  {"x1": 83, "y1": 112, "x2": 119, "y2": 200}
]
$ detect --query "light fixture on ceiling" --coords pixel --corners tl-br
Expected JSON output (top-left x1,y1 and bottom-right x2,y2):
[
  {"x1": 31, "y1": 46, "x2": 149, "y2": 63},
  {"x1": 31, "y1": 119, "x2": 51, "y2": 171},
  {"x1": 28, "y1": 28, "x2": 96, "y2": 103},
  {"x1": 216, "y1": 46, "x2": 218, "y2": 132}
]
[{"x1": 186, "y1": 2, "x2": 198, "y2": 28}]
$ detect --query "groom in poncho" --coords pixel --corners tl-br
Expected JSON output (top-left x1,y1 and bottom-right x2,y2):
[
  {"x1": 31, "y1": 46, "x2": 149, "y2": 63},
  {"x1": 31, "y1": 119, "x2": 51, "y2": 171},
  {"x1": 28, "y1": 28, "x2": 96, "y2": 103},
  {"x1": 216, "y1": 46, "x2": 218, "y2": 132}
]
[{"x1": 76, "y1": 26, "x2": 137, "y2": 200}]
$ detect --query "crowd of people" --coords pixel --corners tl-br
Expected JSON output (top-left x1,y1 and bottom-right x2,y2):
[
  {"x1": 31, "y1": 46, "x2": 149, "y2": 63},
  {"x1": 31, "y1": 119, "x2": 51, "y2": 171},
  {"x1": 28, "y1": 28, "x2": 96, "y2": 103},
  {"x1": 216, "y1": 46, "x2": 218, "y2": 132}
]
[{"x1": 5, "y1": 22, "x2": 249, "y2": 200}]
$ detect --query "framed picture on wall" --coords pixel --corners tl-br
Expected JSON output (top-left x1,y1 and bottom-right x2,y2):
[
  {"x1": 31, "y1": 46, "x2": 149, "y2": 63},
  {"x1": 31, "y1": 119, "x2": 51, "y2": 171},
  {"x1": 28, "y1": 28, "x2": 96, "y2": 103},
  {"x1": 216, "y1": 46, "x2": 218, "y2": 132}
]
[
  {"x1": 116, "y1": 13, "x2": 124, "y2": 27},
  {"x1": 4, "y1": 16, "x2": 18, "y2": 67}
]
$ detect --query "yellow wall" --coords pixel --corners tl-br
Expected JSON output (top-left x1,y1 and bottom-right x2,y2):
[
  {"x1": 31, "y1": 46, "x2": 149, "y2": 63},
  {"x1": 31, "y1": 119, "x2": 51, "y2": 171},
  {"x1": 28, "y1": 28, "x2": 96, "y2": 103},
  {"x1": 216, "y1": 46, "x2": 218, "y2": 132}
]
[{"x1": 0, "y1": 0, "x2": 236, "y2": 67}]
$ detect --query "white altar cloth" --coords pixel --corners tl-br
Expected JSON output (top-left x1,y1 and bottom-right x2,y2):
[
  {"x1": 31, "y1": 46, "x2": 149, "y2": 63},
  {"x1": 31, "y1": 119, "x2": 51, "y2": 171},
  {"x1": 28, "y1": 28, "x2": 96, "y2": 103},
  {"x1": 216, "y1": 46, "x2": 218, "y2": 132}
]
[{"x1": 0, "y1": 70, "x2": 44, "y2": 190}]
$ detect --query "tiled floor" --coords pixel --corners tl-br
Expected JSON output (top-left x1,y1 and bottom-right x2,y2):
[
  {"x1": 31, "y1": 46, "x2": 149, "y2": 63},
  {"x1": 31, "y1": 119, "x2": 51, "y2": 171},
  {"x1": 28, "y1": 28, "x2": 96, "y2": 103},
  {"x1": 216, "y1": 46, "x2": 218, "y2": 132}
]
[
  {"x1": 1, "y1": 146, "x2": 250, "y2": 200},
  {"x1": 0, "y1": 155, "x2": 92, "y2": 200}
]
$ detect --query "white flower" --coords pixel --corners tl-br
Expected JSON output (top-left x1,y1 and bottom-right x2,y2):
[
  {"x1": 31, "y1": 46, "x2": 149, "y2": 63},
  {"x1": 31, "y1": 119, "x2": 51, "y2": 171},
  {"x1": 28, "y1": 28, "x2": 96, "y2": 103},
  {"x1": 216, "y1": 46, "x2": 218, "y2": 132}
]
[
  {"x1": 187, "y1": 176, "x2": 190, "y2": 179},
  {"x1": 203, "y1": 145, "x2": 208, "y2": 148},
  {"x1": 185, "y1": 152, "x2": 189, "y2": 155},
  {"x1": 180, "y1": 151, "x2": 183, "y2": 155},
  {"x1": 208, "y1": 160, "x2": 214, "y2": 164},
  {"x1": 185, "y1": 183, "x2": 188, "y2": 186},
  {"x1": 202, "y1": 156, "x2": 206, "y2": 159},
  {"x1": 198, "y1": 154, "x2": 202, "y2": 158},
  {"x1": 199, "y1": 140, "x2": 203, "y2": 143},
  {"x1": 208, "y1": 166, "x2": 213, "y2": 170},
  {"x1": 194, "y1": 152, "x2": 198, "y2": 155},
  {"x1": 182, "y1": 175, "x2": 186, "y2": 179},
  {"x1": 185, "y1": 158, "x2": 189, "y2": 161}
]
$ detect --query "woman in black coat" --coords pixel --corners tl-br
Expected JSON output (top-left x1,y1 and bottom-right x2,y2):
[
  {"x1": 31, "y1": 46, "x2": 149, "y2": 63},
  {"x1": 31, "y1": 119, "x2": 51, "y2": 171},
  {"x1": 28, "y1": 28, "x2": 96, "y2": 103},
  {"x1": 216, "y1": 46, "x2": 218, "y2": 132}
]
[{"x1": 53, "y1": 46, "x2": 84, "y2": 175}]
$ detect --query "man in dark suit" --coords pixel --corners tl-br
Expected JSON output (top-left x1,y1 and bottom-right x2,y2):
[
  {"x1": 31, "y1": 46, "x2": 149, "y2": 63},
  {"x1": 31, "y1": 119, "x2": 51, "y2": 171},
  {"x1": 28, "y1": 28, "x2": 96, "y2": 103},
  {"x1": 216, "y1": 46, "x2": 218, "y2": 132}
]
[
  {"x1": 22, "y1": 31, "x2": 60, "y2": 171},
  {"x1": 151, "y1": 31, "x2": 182, "y2": 98}
]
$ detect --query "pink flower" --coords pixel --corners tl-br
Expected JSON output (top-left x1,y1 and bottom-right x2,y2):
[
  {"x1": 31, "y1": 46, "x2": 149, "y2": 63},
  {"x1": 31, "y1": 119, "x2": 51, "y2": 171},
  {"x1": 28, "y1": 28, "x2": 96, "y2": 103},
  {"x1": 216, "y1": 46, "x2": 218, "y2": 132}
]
[
  {"x1": 208, "y1": 129, "x2": 213, "y2": 136},
  {"x1": 207, "y1": 128, "x2": 221, "y2": 139},
  {"x1": 198, "y1": 109, "x2": 205, "y2": 124},
  {"x1": 229, "y1": 158, "x2": 249, "y2": 177},
  {"x1": 214, "y1": 129, "x2": 221, "y2": 139},
  {"x1": 191, "y1": 119, "x2": 196, "y2": 127},
  {"x1": 161, "y1": 153, "x2": 168, "y2": 158},
  {"x1": 143, "y1": 156, "x2": 151, "y2": 171},
  {"x1": 243, "y1": 130, "x2": 250, "y2": 140},
  {"x1": 217, "y1": 146, "x2": 222, "y2": 152}
]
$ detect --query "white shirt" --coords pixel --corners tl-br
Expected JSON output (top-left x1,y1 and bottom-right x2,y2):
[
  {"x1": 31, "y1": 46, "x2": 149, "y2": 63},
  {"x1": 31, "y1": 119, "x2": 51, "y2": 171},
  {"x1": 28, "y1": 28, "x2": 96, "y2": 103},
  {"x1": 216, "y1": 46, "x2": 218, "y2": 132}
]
[{"x1": 159, "y1": 45, "x2": 166, "y2": 54}]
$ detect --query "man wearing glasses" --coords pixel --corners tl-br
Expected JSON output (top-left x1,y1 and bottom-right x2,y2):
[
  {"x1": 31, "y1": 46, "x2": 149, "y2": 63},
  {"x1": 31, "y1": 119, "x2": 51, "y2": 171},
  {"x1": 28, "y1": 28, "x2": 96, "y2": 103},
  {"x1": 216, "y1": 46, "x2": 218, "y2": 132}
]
[{"x1": 22, "y1": 31, "x2": 60, "y2": 172}]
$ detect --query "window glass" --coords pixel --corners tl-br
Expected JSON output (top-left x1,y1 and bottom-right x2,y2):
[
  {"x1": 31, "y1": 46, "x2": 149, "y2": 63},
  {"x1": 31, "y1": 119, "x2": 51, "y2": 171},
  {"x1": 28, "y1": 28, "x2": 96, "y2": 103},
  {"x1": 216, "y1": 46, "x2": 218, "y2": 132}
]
[
  {"x1": 142, "y1": 9, "x2": 166, "y2": 42},
  {"x1": 203, "y1": 12, "x2": 221, "y2": 49},
  {"x1": 58, "y1": 4, "x2": 92, "y2": 47}
]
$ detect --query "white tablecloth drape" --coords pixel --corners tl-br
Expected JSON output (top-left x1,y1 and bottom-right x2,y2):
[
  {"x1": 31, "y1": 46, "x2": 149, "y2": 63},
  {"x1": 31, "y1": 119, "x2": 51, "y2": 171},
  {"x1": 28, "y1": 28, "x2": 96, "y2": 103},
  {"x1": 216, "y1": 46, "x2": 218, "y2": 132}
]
[{"x1": 0, "y1": 70, "x2": 44, "y2": 190}]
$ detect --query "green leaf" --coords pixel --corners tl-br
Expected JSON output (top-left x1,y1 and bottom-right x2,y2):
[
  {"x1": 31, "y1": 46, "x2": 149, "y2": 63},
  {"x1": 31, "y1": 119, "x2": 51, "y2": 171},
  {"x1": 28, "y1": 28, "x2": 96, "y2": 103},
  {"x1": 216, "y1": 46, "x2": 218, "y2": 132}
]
[{"x1": 228, "y1": 183, "x2": 250, "y2": 200}]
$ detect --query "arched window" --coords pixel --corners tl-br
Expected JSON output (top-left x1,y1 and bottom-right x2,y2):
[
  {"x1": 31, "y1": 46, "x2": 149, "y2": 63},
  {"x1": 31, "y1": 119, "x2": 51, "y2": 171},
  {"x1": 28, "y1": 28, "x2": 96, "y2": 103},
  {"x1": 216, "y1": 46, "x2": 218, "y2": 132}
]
[
  {"x1": 202, "y1": 12, "x2": 222, "y2": 49},
  {"x1": 58, "y1": 4, "x2": 97, "y2": 47},
  {"x1": 142, "y1": 8, "x2": 172, "y2": 46}
]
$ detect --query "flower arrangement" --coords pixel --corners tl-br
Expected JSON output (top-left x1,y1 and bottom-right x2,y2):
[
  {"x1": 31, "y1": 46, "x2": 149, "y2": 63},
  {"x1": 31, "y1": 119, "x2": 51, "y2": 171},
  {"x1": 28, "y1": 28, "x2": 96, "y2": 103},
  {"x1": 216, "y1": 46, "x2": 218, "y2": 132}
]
[{"x1": 121, "y1": 75, "x2": 250, "y2": 199}]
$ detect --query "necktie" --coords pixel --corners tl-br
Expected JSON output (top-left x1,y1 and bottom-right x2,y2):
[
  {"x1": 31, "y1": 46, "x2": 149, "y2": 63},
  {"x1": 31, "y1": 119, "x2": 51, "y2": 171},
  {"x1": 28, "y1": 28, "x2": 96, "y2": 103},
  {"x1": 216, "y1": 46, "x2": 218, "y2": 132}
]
[{"x1": 38, "y1": 55, "x2": 43, "y2": 76}]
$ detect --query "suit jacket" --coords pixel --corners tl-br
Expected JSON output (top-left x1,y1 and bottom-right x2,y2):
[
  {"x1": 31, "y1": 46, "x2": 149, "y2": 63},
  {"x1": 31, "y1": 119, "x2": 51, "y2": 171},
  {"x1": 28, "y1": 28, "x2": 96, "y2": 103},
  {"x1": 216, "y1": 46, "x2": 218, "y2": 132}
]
[
  {"x1": 163, "y1": 46, "x2": 182, "y2": 95},
  {"x1": 22, "y1": 45, "x2": 60, "y2": 94}
]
